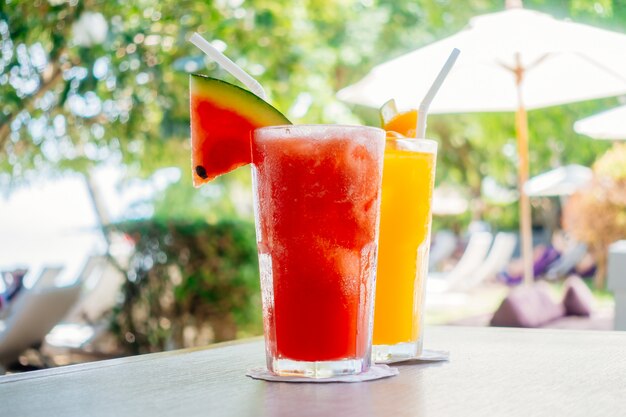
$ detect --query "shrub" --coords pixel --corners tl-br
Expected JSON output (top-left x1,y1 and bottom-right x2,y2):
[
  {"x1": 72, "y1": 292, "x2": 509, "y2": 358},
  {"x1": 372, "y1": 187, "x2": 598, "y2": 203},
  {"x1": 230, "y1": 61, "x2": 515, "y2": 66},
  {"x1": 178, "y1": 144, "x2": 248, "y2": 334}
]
[
  {"x1": 563, "y1": 143, "x2": 626, "y2": 288},
  {"x1": 108, "y1": 219, "x2": 261, "y2": 354}
]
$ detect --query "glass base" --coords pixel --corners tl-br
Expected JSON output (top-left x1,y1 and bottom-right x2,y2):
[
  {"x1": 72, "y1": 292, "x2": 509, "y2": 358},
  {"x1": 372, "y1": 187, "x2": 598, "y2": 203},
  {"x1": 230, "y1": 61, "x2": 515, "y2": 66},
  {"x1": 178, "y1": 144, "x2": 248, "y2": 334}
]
[
  {"x1": 269, "y1": 357, "x2": 370, "y2": 378},
  {"x1": 372, "y1": 340, "x2": 423, "y2": 362}
]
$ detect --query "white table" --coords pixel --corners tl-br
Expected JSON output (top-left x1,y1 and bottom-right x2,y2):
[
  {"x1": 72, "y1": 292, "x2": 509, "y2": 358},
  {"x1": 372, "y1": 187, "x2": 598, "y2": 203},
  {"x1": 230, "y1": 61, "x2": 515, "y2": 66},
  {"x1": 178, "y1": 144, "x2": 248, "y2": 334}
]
[{"x1": 2, "y1": 326, "x2": 625, "y2": 416}]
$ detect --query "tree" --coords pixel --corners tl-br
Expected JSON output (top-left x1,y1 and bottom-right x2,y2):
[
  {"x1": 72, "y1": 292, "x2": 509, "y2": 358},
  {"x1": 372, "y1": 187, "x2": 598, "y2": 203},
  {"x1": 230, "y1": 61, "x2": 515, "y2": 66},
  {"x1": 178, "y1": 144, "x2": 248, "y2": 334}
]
[{"x1": 1, "y1": 0, "x2": 624, "y2": 227}]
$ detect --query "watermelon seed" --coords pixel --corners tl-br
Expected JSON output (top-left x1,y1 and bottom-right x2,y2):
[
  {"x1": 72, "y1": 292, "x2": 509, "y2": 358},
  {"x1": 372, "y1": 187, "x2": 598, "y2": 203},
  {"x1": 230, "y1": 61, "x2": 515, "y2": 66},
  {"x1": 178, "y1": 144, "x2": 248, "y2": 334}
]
[{"x1": 195, "y1": 165, "x2": 208, "y2": 179}]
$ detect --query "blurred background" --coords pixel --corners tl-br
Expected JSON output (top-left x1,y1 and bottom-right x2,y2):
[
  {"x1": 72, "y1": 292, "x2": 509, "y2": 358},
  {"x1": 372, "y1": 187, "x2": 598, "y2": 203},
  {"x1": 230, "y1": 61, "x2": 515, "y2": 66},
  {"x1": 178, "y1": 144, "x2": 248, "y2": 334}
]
[{"x1": 1, "y1": 0, "x2": 625, "y2": 371}]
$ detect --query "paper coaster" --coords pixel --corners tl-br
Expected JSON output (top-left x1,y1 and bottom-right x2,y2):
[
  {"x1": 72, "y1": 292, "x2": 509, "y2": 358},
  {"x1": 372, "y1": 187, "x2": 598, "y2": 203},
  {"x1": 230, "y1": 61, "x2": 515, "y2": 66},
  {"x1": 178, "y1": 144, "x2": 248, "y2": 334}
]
[
  {"x1": 246, "y1": 364, "x2": 399, "y2": 383},
  {"x1": 375, "y1": 349, "x2": 450, "y2": 365}
]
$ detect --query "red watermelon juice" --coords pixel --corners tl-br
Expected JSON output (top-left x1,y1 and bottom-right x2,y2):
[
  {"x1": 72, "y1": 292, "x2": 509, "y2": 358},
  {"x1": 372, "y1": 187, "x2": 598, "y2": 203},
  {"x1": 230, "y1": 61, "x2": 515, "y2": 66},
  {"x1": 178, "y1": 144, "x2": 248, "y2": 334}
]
[{"x1": 251, "y1": 125, "x2": 385, "y2": 377}]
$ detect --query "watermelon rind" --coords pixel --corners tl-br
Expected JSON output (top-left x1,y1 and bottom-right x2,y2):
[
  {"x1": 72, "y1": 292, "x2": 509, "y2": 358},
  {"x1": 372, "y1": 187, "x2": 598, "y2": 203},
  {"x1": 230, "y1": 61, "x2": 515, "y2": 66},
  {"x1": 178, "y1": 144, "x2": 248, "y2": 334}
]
[
  {"x1": 190, "y1": 74, "x2": 291, "y2": 185},
  {"x1": 190, "y1": 74, "x2": 290, "y2": 127}
]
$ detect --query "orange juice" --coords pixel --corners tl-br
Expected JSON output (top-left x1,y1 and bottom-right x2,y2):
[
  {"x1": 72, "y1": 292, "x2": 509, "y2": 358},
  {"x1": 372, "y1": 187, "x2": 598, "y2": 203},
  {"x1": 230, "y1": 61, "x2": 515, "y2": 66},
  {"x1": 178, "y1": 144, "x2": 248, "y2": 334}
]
[{"x1": 372, "y1": 137, "x2": 437, "y2": 360}]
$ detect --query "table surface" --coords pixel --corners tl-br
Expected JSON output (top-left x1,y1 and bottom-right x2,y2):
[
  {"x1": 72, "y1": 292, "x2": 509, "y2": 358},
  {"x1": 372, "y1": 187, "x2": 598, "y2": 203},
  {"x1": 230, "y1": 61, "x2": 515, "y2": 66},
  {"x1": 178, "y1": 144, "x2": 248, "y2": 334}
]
[{"x1": 2, "y1": 326, "x2": 626, "y2": 417}]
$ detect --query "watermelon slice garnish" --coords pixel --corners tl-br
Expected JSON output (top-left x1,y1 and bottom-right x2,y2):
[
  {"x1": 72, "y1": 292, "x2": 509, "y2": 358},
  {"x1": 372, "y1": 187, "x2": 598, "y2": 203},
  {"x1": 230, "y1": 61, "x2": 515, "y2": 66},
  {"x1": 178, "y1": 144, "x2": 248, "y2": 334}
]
[{"x1": 190, "y1": 74, "x2": 291, "y2": 186}]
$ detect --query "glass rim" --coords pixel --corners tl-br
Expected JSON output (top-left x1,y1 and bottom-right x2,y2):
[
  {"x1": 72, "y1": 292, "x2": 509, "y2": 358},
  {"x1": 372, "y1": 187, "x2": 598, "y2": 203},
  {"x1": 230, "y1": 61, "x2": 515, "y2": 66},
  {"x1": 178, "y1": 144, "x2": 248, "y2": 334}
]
[
  {"x1": 254, "y1": 124, "x2": 385, "y2": 134},
  {"x1": 386, "y1": 137, "x2": 438, "y2": 153}
]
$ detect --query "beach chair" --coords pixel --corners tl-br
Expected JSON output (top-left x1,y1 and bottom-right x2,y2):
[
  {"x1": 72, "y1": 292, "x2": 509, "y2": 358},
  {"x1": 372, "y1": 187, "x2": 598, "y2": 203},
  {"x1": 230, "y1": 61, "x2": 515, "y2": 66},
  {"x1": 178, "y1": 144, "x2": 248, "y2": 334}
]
[
  {"x1": 77, "y1": 255, "x2": 108, "y2": 286},
  {"x1": 429, "y1": 230, "x2": 457, "y2": 272},
  {"x1": 0, "y1": 282, "x2": 82, "y2": 367},
  {"x1": 456, "y1": 232, "x2": 518, "y2": 291},
  {"x1": 545, "y1": 242, "x2": 588, "y2": 280},
  {"x1": 64, "y1": 256, "x2": 124, "y2": 324},
  {"x1": 31, "y1": 266, "x2": 64, "y2": 290},
  {"x1": 46, "y1": 257, "x2": 125, "y2": 352},
  {"x1": 428, "y1": 231, "x2": 493, "y2": 293},
  {"x1": 62, "y1": 255, "x2": 108, "y2": 322},
  {"x1": 0, "y1": 266, "x2": 63, "y2": 320}
]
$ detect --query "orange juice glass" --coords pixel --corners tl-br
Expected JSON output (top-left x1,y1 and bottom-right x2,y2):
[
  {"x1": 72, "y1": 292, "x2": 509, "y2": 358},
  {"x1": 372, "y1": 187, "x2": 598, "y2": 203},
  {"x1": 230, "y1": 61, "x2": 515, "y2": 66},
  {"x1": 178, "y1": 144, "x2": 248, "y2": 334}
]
[{"x1": 372, "y1": 137, "x2": 437, "y2": 361}]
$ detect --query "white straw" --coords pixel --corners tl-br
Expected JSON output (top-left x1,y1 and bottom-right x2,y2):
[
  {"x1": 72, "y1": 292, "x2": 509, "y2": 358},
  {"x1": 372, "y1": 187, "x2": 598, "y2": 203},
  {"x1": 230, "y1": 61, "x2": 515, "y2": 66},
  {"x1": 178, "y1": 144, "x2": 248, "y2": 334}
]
[
  {"x1": 189, "y1": 32, "x2": 267, "y2": 100},
  {"x1": 416, "y1": 48, "x2": 460, "y2": 138}
]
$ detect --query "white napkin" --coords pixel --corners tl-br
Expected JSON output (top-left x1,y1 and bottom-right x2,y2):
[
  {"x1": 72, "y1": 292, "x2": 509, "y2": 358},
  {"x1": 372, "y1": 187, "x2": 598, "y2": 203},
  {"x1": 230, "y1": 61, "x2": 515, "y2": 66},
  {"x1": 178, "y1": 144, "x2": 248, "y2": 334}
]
[
  {"x1": 246, "y1": 364, "x2": 399, "y2": 383},
  {"x1": 375, "y1": 348, "x2": 449, "y2": 365}
]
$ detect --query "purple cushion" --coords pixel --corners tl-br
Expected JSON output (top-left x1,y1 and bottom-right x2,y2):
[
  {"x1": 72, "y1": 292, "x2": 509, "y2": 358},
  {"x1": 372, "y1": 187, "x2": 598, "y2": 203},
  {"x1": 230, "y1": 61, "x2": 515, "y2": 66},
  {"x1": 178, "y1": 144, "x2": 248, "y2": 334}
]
[
  {"x1": 490, "y1": 282, "x2": 565, "y2": 327},
  {"x1": 563, "y1": 276, "x2": 594, "y2": 317}
]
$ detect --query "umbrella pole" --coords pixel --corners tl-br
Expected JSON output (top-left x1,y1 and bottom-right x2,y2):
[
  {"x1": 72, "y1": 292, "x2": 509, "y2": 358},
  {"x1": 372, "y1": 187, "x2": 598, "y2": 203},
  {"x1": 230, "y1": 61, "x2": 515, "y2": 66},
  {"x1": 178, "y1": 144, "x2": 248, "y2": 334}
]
[{"x1": 515, "y1": 65, "x2": 534, "y2": 286}]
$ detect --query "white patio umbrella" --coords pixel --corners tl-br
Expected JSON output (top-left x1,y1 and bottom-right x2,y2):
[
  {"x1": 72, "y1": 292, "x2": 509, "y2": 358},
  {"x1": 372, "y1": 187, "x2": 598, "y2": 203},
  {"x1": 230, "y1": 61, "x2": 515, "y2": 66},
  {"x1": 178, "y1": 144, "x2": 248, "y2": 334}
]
[
  {"x1": 338, "y1": 3, "x2": 626, "y2": 285},
  {"x1": 524, "y1": 164, "x2": 592, "y2": 197},
  {"x1": 574, "y1": 104, "x2": 626, "y2": 140}
]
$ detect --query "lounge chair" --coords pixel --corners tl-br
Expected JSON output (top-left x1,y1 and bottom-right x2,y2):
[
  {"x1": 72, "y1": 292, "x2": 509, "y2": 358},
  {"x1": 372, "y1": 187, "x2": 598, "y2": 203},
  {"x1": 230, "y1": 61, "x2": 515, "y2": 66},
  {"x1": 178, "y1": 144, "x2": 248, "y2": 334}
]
[
  {"x1": 545, "y1": 242, "x2": 588, "y2": 280},
  {"x1": 498, "y1": 245, "x2": 561, "y2": 285},
  {"x1": 428, "y1": 231, "x2": 493, "y2": 293},
  {"x1": 31, "y1": 266, "x2": 64, "y2": 290},
  {"x1": 0, "y1": 266, "x2": 63, "y2": 320},
  {"x1": 456, "y1": 232, "x2": 518, "y2": 291},
  {"x1": 0, "y1": 282, "x2": 82, "y2": 367},
  {"x1": 46, "y1": 256, "x2": 125, "y2": 352},
  {"x1": 64, "y1": 256, "x2": 124, "y2": 324},
  {"x1": 428, "y1": 230, "x2": 457, "y2": 272}
]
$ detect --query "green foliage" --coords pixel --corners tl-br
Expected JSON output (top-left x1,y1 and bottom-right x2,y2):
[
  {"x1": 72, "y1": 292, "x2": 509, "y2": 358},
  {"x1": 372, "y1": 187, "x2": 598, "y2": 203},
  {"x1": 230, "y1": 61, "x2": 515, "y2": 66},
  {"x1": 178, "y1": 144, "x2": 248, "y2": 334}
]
[
  {"x1": 4, "y1": 0, "x2": 623, "y2": 216},
  {"x1": 108, "y1": 219, "x2": 260, "y2": 354},
  {"x1": 152, "y1": 165, "x2": 255, "y2": 223}
]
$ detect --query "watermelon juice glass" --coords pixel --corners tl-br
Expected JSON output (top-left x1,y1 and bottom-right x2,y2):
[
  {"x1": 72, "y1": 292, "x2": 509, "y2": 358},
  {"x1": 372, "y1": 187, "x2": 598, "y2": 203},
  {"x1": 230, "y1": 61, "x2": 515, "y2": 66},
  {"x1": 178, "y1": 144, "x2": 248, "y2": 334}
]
[{"x1": 251, "y1": 125, "x2": 385, "y2": 377}]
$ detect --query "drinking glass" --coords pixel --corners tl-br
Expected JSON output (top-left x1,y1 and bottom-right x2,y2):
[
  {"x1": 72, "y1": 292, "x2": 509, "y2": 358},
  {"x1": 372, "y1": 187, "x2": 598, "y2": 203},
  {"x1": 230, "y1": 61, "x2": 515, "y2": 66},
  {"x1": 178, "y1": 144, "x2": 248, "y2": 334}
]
[
  {"x1": 252, "y1": 125, "x2": 385, "y2": 377},
  {"x1": 372, "y1": 137, "x2": 437, "y2": 361}
]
